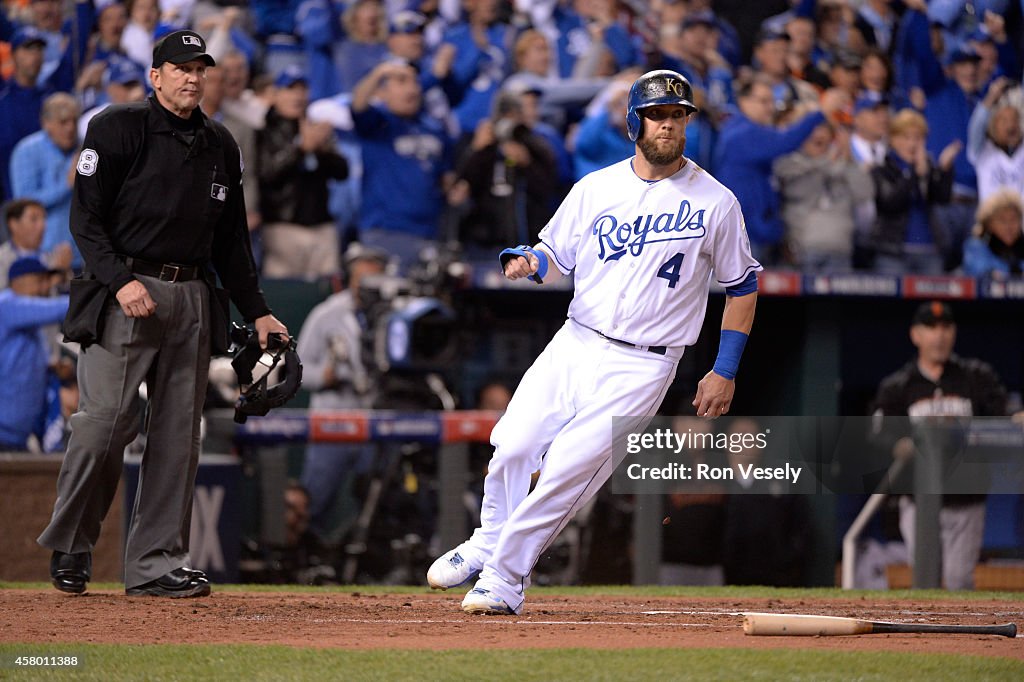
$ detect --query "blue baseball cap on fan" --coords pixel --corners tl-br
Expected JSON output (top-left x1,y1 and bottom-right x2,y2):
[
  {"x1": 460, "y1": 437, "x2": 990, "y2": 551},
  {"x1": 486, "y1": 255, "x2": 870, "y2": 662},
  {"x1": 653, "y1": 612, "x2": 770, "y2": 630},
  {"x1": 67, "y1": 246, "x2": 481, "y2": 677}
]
[
  {"x1": 853, "y1": 94, "x2": 889, "y2": 115},
  {"x1": 681, "y1": 11, "x2": 716, "y2": 32},
  {"x1": 8, "y1": 256, "x2": 55, "y2": 281},
  {"x1": 10, "y1": 27, "x2": 47, "y2": 50},
  {"x1": 754, "y1": 27, "x2": 789, "y2": 47},
  {"x1": 274, "y1": 64, "x2": 308, "y2": 88},
  {"x1": 390, "y1": 10, "x2": 426, "y2": 34},
  {"x1": 105, "y1": 58, "x2": 147, "y2": 86},
  {"x1": 966, "y1": 27, "x2": 995, "y2": 45},
  {"x1": 944, "y1": 44, "x2": 982, "y2": 66}
]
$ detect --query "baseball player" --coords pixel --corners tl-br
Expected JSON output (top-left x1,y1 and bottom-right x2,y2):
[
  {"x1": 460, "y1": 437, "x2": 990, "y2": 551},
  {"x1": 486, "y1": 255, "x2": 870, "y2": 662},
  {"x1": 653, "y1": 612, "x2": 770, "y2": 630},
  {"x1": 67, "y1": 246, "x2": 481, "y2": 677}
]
[{"x1": 427, "y1": 70, "x2": 761, "y2": 614}]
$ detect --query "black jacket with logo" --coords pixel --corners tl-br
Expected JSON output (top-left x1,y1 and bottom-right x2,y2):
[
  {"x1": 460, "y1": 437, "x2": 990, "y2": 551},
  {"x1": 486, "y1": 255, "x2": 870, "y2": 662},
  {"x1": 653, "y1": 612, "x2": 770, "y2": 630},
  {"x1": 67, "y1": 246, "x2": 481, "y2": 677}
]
[
  {"x1": 70, "y1": 95, "x2": 269, "y2": 321},
  {"x1": 871, "y1": 355, "x2": 1008, "y2": 505}
]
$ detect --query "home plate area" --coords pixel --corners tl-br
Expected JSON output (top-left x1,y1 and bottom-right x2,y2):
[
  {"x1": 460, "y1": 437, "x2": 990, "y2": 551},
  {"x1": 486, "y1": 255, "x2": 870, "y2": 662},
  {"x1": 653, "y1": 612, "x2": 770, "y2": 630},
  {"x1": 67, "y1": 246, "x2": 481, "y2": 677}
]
[{"x1": 1, "y1": 589, "x2": 1021, "y2": 659}]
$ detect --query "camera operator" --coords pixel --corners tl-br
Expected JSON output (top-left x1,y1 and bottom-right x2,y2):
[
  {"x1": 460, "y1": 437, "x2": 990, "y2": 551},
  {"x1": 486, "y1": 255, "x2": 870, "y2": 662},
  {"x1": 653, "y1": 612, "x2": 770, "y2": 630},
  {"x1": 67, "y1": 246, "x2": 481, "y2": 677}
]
[
  {"x1": 333, "y1": 244, "x2": 462, "y2": 581},
  {"x1": 446, "y1": 88, "x2": 557, "y2": 256},
  {"x1": 296, "y1": 244, "x2": 387, "y2": 544}
]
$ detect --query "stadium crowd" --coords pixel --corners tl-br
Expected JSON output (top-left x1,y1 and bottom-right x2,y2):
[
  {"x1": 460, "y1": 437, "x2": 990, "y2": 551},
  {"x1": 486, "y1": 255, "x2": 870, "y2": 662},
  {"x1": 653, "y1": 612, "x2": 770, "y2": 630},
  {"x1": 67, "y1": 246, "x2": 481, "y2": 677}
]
[
  {"x1": 3, "y1": 0, "x2": 1024, "y2": 283},
  {"x1": 1, "y1": 0, "x2": 1022, "y2": 586}
]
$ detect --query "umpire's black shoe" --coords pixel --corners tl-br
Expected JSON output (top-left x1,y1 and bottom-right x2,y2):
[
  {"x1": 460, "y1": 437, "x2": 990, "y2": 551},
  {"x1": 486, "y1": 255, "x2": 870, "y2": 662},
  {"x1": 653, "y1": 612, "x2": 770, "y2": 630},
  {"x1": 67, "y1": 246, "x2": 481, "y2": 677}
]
[
  {"x1": 181, "y1": 567, "x2": 209, "y2": 584},
  {"x1": 125, "y1": 568, "x2": 211, "y2": 598},
  {"x1": 50, "y1": 551, "x2": 91, "y2": 595}
]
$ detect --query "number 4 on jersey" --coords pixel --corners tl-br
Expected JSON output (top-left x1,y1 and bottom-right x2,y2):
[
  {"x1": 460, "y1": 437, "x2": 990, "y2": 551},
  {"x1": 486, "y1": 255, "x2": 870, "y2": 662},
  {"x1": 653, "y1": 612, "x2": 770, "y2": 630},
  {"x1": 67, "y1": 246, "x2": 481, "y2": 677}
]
[{"x1": 657, "y1": 253, "x2": 685, "y2": 288}]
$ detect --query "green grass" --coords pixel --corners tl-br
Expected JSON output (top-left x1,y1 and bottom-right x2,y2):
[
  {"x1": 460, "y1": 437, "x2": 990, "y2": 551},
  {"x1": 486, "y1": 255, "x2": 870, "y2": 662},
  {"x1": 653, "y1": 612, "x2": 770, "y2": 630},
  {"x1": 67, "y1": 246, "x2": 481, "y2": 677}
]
[
  {"x1": 0, "y1": 645, "x2": 1020, "y2": 681},
  {"x1": 4, "y1": 581, "x2": 1024, "y2": 601}
]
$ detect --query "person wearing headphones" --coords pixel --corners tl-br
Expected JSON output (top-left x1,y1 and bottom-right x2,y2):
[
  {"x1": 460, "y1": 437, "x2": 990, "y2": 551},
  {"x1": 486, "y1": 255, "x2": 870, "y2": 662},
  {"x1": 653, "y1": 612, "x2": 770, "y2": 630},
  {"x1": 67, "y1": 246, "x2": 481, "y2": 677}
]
[{"x1": 296, "y1": 244, "x2": 388, "y2": 545}]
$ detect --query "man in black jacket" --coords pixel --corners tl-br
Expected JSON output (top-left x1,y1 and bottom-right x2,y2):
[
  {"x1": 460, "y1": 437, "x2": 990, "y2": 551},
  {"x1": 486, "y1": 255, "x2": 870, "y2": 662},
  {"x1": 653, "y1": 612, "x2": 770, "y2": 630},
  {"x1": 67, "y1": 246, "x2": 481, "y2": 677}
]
[
  {"x1": 871, "y1": 301, "x2": 1009, "y2": 589},
  {"x1": 446, "y1": 88, "x2": 557, "y2": 252},
  {"x1": 256, "y1": 65, "x2": 349, "y2": 279},
  {"x1": 38, "y1": 30, "x2": 288, "y2": 598}
]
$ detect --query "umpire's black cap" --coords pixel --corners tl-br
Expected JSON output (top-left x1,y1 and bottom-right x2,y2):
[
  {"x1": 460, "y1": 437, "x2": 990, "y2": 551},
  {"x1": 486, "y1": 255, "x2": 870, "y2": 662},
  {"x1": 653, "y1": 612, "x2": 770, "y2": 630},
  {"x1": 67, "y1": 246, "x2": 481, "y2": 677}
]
[
  {"x1": 912, "y1": 301, "x2": 955, "y2": 326},
  {"x1": 152, "y1": 30, "x2": 216, "y2": 69}
]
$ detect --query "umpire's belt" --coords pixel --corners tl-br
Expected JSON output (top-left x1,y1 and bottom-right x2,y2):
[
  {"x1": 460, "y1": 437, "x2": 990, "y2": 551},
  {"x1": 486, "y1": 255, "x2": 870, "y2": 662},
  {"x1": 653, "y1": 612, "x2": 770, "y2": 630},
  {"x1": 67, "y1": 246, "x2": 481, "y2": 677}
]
[
  {"x1": 582, "y1": 323, "x2": 667, "y2": 356},
  {"x1": 124, "y1": 256, "x2": 203, "y2": 283}
]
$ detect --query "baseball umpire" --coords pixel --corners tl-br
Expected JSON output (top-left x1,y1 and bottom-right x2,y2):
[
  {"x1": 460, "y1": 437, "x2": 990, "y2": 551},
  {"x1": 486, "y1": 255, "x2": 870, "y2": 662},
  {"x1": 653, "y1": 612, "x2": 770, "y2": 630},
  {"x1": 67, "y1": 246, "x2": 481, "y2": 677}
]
[
  {"x1": 37, "y1": 30, "x2": 287, "y2": 598},
  {"x1": 427, "y1": 70, "x2": 761, "y2": 614}
]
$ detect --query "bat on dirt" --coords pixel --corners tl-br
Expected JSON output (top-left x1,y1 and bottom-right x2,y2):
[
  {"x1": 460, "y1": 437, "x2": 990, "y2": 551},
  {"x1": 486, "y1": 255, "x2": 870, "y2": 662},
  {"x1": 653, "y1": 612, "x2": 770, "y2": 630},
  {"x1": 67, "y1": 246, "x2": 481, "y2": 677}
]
[{"x1": 742, "y1": 613, "x2": 1017, "y2": 638}]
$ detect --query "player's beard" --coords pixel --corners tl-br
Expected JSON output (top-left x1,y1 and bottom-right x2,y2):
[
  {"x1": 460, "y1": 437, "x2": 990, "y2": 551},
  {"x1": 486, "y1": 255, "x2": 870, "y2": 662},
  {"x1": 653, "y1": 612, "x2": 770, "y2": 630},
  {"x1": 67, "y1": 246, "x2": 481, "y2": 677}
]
[{"x1": 637, "y1": 132, "x2": 686, "y2": 167}]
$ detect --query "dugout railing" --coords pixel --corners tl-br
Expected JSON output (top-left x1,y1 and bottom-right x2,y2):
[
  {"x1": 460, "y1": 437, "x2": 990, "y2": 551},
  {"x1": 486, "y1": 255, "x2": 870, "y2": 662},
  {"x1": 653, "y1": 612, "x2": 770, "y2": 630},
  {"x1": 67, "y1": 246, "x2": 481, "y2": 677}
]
[{"x1": 842, "y1": 418, "x2": 1024, "y2": 589}]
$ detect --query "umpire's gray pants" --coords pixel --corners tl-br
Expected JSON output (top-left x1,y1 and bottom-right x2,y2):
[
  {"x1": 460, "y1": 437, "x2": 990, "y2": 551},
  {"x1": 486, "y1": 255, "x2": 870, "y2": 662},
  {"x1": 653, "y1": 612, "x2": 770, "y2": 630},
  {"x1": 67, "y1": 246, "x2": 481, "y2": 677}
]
[{"x1": 38, "y1": 275, "x2": 210, "y2": 589}]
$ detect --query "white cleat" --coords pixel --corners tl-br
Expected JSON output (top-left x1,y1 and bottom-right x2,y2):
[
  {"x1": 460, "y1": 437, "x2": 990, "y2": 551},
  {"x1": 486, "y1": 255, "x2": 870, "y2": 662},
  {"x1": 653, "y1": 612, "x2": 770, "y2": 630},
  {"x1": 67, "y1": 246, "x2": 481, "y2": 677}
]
[
  {"x1": 461, "y1": 587, "x2": 515, "y2": 615},
  {"x1": 426, "y1": 546, "x2": 481, "y2": 590}
]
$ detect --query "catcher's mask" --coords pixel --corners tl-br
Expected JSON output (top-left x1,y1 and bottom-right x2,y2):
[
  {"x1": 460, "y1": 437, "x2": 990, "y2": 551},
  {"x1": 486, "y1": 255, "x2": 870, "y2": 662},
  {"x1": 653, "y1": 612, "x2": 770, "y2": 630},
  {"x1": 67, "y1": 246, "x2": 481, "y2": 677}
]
[
  {"x1": 230, "y1": 323, "x2": 303, "y2": 424},
  {"x1": 626, "y1": 69, "x2": 698, "y2": 142}
]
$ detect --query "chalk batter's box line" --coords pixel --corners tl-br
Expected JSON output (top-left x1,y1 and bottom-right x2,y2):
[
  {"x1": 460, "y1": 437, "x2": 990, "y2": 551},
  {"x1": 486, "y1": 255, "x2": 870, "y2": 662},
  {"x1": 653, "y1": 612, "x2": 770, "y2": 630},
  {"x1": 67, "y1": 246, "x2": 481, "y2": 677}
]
[
  {"x1": 243, "y1": 614, "x2": 1024, "y2": 638},
  {"x1": 641, "y1": 609, "x2": 1024, "y2": 618},
  {"x1": 293, "y1": 617, "x2": 716, "y2": 627},
  {"x1": 230, "y1": 604, "x2": 1024, "y2": 633},
  {"x1": 233, "y1": 607, "x2": 1024, "y2": 624},
  {"x1": 296, "y1": 616, "x2": 1023, "y2": 638}
]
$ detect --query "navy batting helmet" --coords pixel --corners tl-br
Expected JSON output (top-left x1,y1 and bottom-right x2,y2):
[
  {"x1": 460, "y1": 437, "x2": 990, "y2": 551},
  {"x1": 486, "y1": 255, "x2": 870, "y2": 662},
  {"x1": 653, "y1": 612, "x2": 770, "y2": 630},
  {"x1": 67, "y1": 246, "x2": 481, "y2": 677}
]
[{"x1": 626, "y1": 70, "x2": 698, "y2": 142}]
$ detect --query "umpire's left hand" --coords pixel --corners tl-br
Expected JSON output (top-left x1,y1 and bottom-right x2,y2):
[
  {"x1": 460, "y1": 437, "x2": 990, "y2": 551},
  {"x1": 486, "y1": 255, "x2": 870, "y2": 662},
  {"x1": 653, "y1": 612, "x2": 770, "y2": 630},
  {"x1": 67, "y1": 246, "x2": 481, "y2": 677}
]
[{"x1": 254, "y1": 314, "x2": 289, "y2": 349}]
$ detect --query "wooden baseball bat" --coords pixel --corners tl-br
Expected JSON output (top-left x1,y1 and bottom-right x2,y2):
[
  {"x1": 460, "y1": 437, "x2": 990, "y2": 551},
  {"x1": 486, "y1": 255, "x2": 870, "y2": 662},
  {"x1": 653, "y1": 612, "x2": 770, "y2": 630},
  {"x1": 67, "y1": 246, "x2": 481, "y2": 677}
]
[{"x1": 743, "y1": 612, "x2": 1017, "y2": 638}]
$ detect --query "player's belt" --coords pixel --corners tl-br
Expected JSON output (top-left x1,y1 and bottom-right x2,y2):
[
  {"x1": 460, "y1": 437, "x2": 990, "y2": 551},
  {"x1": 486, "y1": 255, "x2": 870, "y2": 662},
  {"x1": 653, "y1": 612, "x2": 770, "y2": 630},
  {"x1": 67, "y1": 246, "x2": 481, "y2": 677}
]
[
  {"x1": 123, "y1": 256, "x2": 203, "y2": 282},
  {"x1": 591, "y1": 328, "x2": 667, "y2": 355}
]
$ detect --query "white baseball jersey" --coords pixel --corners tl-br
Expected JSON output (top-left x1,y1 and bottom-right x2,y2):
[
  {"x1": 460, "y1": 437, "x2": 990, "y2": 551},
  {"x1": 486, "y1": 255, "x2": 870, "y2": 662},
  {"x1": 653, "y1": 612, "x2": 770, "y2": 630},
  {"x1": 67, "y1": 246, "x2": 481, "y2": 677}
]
[
  {"x1": 973, "y1": 140, "x2": 1024, "y2": 202},
  {"x1": 539, "y1": 157, "x2": 761, "y2": 348}
]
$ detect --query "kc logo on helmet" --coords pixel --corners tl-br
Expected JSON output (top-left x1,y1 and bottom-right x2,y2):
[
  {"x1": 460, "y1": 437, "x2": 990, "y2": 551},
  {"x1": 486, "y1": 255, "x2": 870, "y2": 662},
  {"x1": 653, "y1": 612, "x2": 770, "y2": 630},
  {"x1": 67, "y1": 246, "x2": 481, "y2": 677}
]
[
  {"x1": 182, "y1": 35, "x2": 202, "y2": 47},
  {"x1": 664, "y1": 78, "x2": 687, "y2": 98}
]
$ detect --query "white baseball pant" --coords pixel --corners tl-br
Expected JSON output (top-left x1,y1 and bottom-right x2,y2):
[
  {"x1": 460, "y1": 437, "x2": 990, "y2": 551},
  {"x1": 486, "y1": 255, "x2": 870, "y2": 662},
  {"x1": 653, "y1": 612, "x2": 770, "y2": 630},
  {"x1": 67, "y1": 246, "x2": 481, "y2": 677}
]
[{"x1": 462, "y1": 319, "x2": 682, "y2": 612}]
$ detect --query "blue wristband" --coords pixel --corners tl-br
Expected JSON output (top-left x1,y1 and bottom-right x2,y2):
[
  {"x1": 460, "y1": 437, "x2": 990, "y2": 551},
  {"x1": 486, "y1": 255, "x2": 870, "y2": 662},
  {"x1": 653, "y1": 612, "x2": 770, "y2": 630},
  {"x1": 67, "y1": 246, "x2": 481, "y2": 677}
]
[
  {"x1": 725, "y1": 270, "x2": 758, "y2": 296},
  {"x1": 712, "y1": 329, "x2": 748, "y2": 380},
  {"x1": 499, "y1": 245, "x2": 548, "y2": 283}
]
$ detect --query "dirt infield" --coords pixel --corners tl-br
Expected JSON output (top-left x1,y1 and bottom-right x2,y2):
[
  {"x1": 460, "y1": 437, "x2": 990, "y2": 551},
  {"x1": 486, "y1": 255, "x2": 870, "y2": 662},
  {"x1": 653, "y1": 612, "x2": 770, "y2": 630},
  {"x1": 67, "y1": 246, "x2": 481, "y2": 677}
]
[{"x1": 1, "y1": 589, "x2": 1021, "y2": 658}]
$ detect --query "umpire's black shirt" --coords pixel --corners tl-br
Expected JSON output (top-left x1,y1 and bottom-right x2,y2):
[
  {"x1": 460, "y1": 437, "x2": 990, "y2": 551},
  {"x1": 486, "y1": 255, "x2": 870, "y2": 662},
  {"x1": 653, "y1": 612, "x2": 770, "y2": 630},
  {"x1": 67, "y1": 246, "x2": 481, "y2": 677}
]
[{"x1": 71, "y1": 94, "x2": 270, "y2": 321}]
